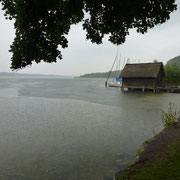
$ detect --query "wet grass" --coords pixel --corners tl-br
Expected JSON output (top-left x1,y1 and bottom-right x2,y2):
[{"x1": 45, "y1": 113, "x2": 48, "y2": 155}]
[{"x1": 117, "y1": 138, "x2": 180, "y2": 180}]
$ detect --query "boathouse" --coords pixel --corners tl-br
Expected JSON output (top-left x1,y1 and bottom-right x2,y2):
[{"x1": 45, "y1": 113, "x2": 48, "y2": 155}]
[{"x1": 119, "y1": 62, "x2": 165, "y2": 91}]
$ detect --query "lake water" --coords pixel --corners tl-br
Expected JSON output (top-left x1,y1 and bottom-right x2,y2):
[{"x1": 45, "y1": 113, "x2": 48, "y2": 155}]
[{"x1": 0, "y1": 77, "x2": 180, "y2": 180}]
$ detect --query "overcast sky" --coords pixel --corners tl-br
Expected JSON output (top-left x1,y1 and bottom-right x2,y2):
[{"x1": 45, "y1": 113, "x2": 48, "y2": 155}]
[{"x1": 0, "y1": 1, "x2": 180, "y2": 76}]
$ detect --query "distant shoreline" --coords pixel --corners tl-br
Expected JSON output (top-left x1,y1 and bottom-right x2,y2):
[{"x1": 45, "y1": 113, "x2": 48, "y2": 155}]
[
  {"x1": 79, "y1": 70, "x2": 121, "y2": 78},
  {"x1": 0, "y1": 72, "x2": 72, "y2": 78}
]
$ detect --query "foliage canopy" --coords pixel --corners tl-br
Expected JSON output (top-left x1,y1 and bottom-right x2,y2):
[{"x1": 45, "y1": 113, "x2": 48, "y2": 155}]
[
  {"x1": 0, "y1": 0, "x2": 177, "y2": 69},
  {"x1": 164, "y1": 62, "x2": 180, "y2": 85}
]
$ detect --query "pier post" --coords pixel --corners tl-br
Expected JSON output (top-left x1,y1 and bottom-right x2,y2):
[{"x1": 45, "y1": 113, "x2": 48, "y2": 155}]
[{"x1": 105, "y1": 81, "x2": 107, "y2": 87}]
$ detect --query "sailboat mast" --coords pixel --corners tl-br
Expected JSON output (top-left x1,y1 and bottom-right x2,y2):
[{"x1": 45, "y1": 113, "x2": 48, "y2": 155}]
[{"x1": 106, "y1": 55, "x2": 117, "y2": 82}]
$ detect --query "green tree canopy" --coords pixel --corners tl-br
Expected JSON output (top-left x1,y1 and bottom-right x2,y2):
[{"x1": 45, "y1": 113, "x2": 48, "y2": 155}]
[
  {"x1": 164, "y1": 62, "x2": 180, "y2": 85},
  {"x1": 153, "y1": 59, "x2": 159, "y2": 63},
  {"x1": 0, "y1": 0, "x2": 177, "y2": 69}
]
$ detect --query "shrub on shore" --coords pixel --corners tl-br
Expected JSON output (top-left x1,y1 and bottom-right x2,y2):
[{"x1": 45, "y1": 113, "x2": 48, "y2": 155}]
[{"x1": 161, "y1": 102, "x2": 180, "y2": 128}]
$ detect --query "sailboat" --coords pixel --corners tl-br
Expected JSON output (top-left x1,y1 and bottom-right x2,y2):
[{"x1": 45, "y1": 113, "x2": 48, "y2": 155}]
[
  {"x1": 106, "y1": 53, "x2": 123, "y2": 88},
  {"x1": 108, "y1": 78, "x2": 122, "y2": 87}
]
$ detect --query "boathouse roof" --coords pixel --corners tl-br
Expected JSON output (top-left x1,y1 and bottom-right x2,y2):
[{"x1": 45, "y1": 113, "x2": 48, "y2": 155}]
[{"x1": 120, "y1": 62, "x2": 165, "y2": 78}]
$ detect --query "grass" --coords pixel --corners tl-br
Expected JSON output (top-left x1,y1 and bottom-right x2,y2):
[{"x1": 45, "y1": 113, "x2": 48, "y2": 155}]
[
  {"x1": 161, "y1": 102, "x2": 180, "y2": 128},
  {"x1": 117, "y1": 138, "x2": 180, "y2": 180},
  {"x1": 135, "y1": 140, "x2": 149, "y2": 158}
]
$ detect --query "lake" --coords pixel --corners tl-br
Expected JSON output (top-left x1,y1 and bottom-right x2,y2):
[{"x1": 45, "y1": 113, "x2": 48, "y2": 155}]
[{"x1": 0, "y1": 77, "x2": 180, "y2": 180}]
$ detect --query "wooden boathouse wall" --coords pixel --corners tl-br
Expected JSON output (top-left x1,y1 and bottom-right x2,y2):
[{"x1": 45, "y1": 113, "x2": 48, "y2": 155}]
[
  {"x1": 120, "y1": 63, "x2": 165, "y2": 91},
  {"x1": 122, "y1": 77, "x2": 157, "y2": 89}
]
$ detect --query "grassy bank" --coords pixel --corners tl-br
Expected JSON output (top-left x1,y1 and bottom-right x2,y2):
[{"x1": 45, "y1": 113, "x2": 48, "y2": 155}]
[
  {"x1": 116, "y1": 104, "x2": 180, "y2": 180},
  {"x1": 116, "y1": 137, "x2": 180, "y2": 180}
]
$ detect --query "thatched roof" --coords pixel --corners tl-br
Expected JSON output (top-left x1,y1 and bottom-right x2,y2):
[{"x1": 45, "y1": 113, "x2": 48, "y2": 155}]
[{"x1": 120, "y1": 63, "x2": 165, "y2": 78}]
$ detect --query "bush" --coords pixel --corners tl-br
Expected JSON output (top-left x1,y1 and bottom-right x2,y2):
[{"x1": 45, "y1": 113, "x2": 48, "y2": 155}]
[{"x1": 161, "y1": 102, "x2": 180, "y2": 127}]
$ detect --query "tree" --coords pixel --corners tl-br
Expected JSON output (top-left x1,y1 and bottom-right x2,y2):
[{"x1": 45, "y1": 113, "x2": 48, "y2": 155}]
[
  {"x1": 164, "y1": 62, "x2": 180, "y2": 85},
  {"x1": 0, "y1": 0, "x2": 177, "y2": 70},
  {"x1": 153, "y1": 59, "x2": 159, "y2": 63}
]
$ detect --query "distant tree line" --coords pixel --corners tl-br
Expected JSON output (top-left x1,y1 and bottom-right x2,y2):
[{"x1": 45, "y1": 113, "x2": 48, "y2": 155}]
[{"x1": 79, "y1": 70, "x2": 121, "y2": 78}]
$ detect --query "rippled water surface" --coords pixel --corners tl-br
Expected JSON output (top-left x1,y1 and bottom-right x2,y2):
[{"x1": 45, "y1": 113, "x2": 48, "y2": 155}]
[{"x1": 0, "y1": 77, "x2": 180, "y2": 180}]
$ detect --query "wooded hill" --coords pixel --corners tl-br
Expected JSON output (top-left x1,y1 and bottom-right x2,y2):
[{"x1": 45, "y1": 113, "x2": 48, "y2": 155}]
[
  {"x1": 166, "y1": 55, "x2": 180, "y2": 68},
  {"x1": 79, "y1": 70, "x2": 121, "y2": 78},
  {"x1": 164, "y1": 55, "x2": 180, "y2": 85}
]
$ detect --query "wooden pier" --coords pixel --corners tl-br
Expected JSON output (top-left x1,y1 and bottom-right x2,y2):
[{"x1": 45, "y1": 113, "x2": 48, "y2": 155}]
[
  {"x1": 156, "y1": 86, "x2": 180, "y2": 93},
  {"x1": 121, "y1": 86, "x2": 180, "y2": 93}
]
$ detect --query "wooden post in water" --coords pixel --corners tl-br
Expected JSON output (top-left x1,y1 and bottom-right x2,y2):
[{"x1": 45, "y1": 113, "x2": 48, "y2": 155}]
[{"x1": 105, "y1": 81, "x2": 107, "y2": 87}]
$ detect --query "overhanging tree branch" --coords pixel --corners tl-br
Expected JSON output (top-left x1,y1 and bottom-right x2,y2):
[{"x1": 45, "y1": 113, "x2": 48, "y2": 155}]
[{"x1": 0, "y1": 0, "x2": 177, "y2": 69}]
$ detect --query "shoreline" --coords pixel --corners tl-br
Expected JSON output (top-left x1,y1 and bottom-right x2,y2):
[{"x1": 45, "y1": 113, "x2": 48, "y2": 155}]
[{"x1": 115, "y1": 119, "x2": 180, "y2": 180}]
